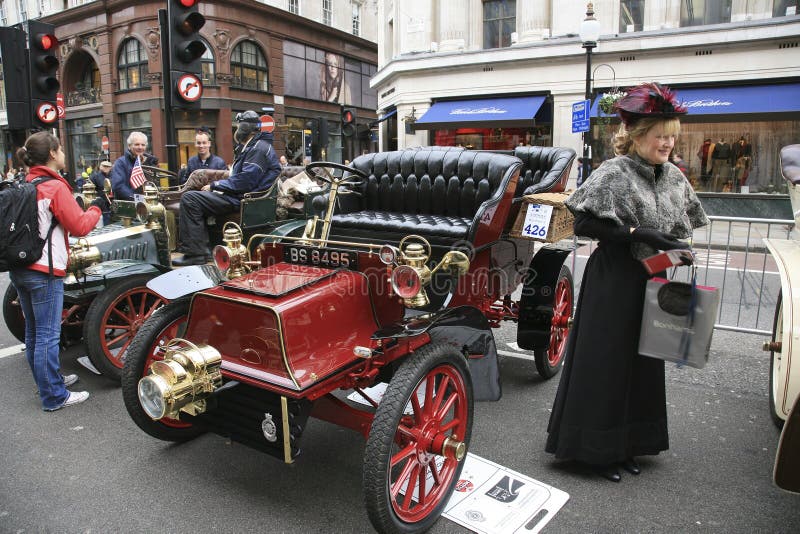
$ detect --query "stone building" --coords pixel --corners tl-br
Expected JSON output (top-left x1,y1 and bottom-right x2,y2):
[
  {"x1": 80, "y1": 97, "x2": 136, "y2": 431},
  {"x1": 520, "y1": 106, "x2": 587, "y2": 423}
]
[{"x1": 373, "y1": 0, "x2": 800, "y2": 192}]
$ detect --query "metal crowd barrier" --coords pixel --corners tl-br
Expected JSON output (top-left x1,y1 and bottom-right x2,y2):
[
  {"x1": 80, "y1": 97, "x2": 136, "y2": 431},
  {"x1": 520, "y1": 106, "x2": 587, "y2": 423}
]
[{"x1": 570, "y1": 216, "x2": 796, "y2": 336}]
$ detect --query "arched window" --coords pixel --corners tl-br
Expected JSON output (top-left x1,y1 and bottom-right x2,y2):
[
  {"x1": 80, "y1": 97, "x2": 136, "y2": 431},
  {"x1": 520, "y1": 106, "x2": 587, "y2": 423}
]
[
  {"x1": 230, "y1": 40, "x2": 268, "y2": 92},
  {"x1": 200, "y1": 39, "x2": 216, "y2": 85},
  {"x1": 117, "y1": 38, "x2": 149, "y2": 91}
]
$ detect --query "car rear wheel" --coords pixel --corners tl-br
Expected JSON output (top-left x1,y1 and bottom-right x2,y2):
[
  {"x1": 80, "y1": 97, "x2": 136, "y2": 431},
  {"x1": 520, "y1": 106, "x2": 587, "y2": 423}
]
[
  {"x1": 84, "y1": 274, "x2": 167, "y2": 382},
  {"x1": 121, "y1": 298, "x2": 202, "y2": 442},
  {"x1": 769, "y1": 291, "x2": 785, "y2": 429},
  {"x1": 3, "y1": 284, "x2": 25, "y2": 343},
  {"x1": 534, "y1": 265, "x2": 573, "y2": 379},
  {"x1": 363, "y1": 342, "x2": 473, "y2": 534}
]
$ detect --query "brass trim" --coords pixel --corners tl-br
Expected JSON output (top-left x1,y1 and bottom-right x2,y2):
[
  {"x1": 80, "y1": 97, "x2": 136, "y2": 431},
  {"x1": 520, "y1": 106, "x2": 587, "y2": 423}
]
[
  {"x1": 199, "y1": 292, "x2": 301, "y2": 389},
  {"x1": 281, "y1": 396, "x2": 293, "y2": 464}
]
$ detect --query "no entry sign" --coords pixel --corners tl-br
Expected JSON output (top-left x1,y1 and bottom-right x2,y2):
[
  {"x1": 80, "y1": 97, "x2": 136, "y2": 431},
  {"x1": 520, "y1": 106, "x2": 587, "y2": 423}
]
[{"x1": 260, "y1": 114, "x2": 275, "y2": 133}]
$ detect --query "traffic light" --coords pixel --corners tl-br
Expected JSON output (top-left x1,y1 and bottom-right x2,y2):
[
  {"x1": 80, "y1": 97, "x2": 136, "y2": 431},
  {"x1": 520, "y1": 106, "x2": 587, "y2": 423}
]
[
  {"x1": 0, "y1": 26, "x2": 31, "y2": 129},
  {"x1": 27, "y1": 20, "x2": 60, "y2": 128},
  {"x1": 341, "y1": 107, "x2": 356, "y2": 137},
  {"x1": 168, "y1": 0, "x2": 206, "y2": 108}
]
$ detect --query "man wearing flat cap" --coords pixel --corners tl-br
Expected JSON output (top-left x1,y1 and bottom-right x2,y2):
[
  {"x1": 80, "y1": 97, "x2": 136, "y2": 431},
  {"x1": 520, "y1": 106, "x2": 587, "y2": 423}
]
[
  {"x1": 90, "y1": 160, "x2": 114, "y2": 225},
  {"x1": 173, "y1": 110, "x2": 281, "y2": 266}
]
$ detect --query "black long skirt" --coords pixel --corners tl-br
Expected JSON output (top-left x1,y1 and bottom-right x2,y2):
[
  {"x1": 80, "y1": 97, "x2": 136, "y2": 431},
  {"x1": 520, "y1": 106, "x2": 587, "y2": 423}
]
[{"x1": 545, "y1": 241, "x2": 668, "y2": 465}]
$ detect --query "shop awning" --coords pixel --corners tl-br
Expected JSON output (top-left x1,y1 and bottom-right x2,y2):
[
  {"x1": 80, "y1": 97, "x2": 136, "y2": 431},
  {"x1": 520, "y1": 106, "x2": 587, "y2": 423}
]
[
  {"x1": 591, "y1": 83, "x2": 800, "y2": 118},
  {"x1": 415, "y1": 96, "x2": 547, "y2": 129}
]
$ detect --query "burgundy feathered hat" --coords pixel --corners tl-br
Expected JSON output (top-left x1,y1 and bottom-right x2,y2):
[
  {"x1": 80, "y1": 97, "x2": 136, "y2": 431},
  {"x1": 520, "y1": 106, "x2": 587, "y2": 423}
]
[{"x1": 613, "y1": 82, "x2": 687, "y2": 126}]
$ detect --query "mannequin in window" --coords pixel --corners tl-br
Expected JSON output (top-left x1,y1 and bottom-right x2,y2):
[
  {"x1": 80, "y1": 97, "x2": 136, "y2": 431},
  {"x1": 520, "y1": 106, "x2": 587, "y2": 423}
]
[{"x1": 711, "y1": 137, "x2": 731, "y2": 191}]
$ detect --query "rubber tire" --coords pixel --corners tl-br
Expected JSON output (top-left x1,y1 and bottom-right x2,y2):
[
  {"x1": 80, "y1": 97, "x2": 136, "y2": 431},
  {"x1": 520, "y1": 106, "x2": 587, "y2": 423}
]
[
  {"x1": 769, "y1": 291, "x2": 785, "y2": 429},
  {"x1": 121, "y1": 298, "x2": 203, "y2": 442},
  {"x1": 83, "y1": 274, "x2": 166, "y2": 383},
  {"x1": 534, "y1": 265, "x2": 573, "y2": 379},
  {"x1": 3, "y1": 284, "x2": 26, "y2": 343},
  {"x1": 363, "y1": 343, "x2": 473, "y2": 534}
]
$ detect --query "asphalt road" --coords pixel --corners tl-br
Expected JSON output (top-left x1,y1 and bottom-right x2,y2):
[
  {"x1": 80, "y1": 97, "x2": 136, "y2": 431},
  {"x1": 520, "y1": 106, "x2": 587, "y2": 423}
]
[{"x1": 1, "y1": 264, "x2": 799, "y2": 533}]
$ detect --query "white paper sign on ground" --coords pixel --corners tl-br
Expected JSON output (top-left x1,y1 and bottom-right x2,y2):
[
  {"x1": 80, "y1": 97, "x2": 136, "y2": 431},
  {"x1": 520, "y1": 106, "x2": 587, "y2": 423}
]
[
  {"x1": 443, "y1": 454, "x2": 569, "y2": 534},
  {"x1": 521, "y1": 204, "x2": 553, "y2": 240},
  {"x1": 346, "y1": 386, "x2": 569, "y2": 533}
]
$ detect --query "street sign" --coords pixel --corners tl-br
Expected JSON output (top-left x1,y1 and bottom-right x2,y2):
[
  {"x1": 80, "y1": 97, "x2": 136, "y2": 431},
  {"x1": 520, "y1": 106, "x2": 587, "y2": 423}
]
[
  {"x1": 35, "y1": 102, "x2": 58, "y2": 124},
  {"x1": 101, "y1": 136, "x2": 109, "y2": 152},
  {"x1": 56, "y1": 92, "x2": 65, "y2": 119},
  {"x1": 176, "y1": 73, "x2": 202, "y2": 102},
  {"x1": 260, "y1": 114, "x2": 275, "y2": 133},
  {"x1": 571, "y1": 99, "x2": 591, "y2": 133}
]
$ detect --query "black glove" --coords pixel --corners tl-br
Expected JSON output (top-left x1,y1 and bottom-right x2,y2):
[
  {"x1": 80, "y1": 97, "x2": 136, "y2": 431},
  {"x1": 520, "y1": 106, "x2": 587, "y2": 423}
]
[
  {"x1": 89, "y1": 197, "x2": 106, "y2": 210},
  {"x1": 632, "y1": 227, "x2": 686, "y2": 251}
]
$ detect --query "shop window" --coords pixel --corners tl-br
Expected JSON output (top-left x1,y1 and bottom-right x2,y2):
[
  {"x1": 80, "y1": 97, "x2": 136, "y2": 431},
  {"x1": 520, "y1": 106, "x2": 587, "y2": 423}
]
[
  {"x1": 432, "y1": 126, "x2": 551, "y2": 151},
  {"x1": 200, "y1": 40, "x2": 216, "y2": 86},
  {"x1": 67, "y1": 117, "x2": 104, "y2": 182},
  {"x1": 117, "y1": 38, "x2": 149, "y2": 91},
  {"x1": 483, "y1": 0, "x2": 516, "y2": 49},
  {"x1": 231, "y1": 40, "x2": 269, "y2": 92},
  {"x1": 773, "y1": 1, "x2": 798, "y2": 16},
  {"x1": 620, "y1": 0, "x2": 645, "y2": 33},
  {"x1": 680, "y1": 0, "x2": 732, "y2": 27}
]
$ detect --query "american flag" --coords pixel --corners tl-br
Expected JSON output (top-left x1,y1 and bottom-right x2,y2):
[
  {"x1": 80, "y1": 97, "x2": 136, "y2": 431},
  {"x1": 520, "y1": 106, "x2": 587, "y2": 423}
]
[{"x1": 129, "y1": 157, "x2": 146, "y2": 190}]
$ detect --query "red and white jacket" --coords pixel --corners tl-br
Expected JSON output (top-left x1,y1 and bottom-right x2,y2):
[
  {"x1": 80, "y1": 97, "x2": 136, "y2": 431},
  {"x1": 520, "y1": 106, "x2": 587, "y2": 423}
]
[{"x1": 25, "y1": 166, "x2": 101, "y2": 277}]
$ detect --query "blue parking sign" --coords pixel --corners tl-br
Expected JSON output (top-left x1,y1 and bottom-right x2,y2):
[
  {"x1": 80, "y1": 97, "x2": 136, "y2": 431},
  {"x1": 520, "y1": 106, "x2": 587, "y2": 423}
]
[{"x1": 572, "y1": 99, "x2": 590, "y2": 133}]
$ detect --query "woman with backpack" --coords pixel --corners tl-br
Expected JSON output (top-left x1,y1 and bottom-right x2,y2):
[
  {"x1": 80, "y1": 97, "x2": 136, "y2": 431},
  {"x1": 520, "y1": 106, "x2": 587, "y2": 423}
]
[{"x1": 12, "y1": 132, "x2": 103, "y2": 412}]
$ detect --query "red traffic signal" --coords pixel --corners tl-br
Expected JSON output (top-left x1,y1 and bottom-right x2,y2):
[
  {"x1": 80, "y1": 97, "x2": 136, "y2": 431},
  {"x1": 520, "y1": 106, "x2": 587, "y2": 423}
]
[
  {"x1": 179, "y1": 0, "x2": 197, "y2": 6},
  {"x1": 37, "y1": 33, "x2": 57, "y2": 51},
  {"x1": 342, "y1": 107, "x2": 356, "y2": 137}
]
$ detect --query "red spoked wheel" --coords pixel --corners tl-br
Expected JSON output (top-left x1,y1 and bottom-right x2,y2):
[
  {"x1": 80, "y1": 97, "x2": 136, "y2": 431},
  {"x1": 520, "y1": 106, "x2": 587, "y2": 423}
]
[
  {"x1": 121, "y1": 299, "x2": 203, "y2": 441},
  {"x1": 364, "y1": 343, "x2": 473, "y2": 534},
  {"x1": 83, "y1": 274, "x2": 167, "y2": 382},
  {"x1": 534, "y1": 265, "x2": 573, "y2": 379}
]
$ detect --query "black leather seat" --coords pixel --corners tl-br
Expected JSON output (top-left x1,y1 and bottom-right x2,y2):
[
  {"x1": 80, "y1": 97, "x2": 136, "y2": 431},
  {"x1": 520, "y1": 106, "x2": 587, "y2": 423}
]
[
  {"x1": 514, "y1": 146, "x2": 577, "y2": 197},
  {"x1": 315, "y1": 149, "x2": 521, "y2": 247}
]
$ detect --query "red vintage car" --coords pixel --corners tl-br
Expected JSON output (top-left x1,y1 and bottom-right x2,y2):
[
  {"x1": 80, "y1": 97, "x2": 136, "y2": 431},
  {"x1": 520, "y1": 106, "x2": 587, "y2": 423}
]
[{"x1": 121, "y1": 146, "x2": 575, "y2": 533}]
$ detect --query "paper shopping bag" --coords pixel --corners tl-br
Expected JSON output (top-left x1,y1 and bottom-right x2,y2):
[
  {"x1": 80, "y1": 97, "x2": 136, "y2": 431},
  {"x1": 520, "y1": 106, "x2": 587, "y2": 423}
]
[{"x1": 638, "y1": 276, "x2": 720, "y2": 369}]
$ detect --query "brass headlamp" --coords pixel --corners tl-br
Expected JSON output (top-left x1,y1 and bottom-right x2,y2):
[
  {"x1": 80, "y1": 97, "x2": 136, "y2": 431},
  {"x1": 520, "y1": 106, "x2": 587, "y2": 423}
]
[
  {"x1": 80, "y1": 180, "x2": 98, "y2": 205},
  {"x1": 137, "y1": 338, "x2": 223, "y2": 420},
  {"x1": 212, "y1": 222, "x2": 251, "y2": 279},
  {"x1": 388, "y1": 235, "x2": 470, "y2": 308},
  {"x1": 67, "y1": 238, "x2": 101, "y2": 274},
  {"x1": 135, "y1": 182, "x2": 165, "y2": 229}
]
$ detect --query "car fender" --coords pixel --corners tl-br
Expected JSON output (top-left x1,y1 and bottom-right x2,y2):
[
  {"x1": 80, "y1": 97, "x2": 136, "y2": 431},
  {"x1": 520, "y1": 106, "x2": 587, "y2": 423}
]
[
  {"x1": 517, "y1": 243, "x2": 573, "y2": 350},
  {"x1": 764, "y1": 238, "x2": 800, "y2": 421},
  {"x1": 372, "y1": 305, "x2": 501, "y2": 402},
  {"x1": 145, "y1": 264, "x2": 224, "y2": 300},
  {"x1": 83, "y1": 259, "x2": 168, "y2": 282}
]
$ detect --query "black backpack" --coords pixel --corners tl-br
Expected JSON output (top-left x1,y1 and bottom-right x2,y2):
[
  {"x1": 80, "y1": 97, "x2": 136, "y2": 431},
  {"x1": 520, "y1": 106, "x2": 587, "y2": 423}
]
[{"x1": 0, "y1": 176, "x2": 57, "y2": 272}]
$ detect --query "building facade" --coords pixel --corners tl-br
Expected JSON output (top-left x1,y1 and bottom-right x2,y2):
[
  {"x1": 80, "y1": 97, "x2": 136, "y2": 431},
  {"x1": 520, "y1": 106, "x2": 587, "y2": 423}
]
[
  {"x1": 1, "y1": 0, "x2": 377, "y2": 180},
  {"x1": 373, "y1": 0, "x2": 800, "y2": 193}
]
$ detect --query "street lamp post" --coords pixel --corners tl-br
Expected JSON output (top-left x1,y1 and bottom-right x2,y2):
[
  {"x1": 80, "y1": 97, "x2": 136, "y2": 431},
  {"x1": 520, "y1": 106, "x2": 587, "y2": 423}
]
[{"x1": 579, "y1": 2, "x2": 601, "y2": 184}]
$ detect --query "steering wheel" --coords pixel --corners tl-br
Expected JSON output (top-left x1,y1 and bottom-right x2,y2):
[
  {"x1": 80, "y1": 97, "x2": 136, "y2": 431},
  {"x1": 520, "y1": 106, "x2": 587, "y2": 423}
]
[{"x1": 304, "y1": 161, "x2": 367, "y2": 186}]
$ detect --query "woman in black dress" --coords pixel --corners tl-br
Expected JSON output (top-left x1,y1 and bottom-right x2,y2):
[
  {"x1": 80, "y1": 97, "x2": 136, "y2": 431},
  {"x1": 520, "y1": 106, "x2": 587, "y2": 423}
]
[{"x1": 545, "y1": 83, "x2": 709, "y2": 482}]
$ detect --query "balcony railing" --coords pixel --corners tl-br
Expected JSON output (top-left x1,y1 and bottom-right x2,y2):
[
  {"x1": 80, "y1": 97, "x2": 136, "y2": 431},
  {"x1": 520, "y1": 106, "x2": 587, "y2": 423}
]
[{"x1": 66, "y1": 87, "x2": 102, "y2": 106}]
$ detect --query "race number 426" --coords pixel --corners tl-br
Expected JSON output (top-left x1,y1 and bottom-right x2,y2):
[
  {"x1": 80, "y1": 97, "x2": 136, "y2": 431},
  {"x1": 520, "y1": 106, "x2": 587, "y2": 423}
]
[{"x1": 521, "y1": 203, "x2": 553, "y2": 239}]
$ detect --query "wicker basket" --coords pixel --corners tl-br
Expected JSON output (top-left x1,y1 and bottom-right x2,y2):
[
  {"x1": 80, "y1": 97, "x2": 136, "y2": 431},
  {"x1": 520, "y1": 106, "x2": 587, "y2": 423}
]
[{"x1": 510, "y1": 190, "x2": 575, "y2": 243}]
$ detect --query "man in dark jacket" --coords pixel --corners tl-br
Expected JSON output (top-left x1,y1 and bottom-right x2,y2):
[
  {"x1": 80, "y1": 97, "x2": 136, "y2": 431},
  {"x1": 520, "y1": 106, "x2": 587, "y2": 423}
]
[
  {"x1": 179, "y1": 127, "x2": 227, "y2": 184},
  {"x1": 110, "y1": 131, "x2": 159, "y2": 200},
  {"x1": 173, "y1": 111, "x2": 281, "y2": 266},
  {"x1": 90, "y1": 160, "x2": 114, "y2": 225}
]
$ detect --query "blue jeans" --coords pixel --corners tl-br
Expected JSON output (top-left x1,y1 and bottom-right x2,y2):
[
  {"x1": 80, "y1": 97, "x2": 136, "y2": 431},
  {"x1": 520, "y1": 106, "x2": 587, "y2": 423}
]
[{"x1": 9, "y1": 269, "x2": 68, "y2": 410}]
